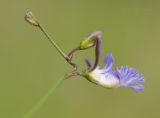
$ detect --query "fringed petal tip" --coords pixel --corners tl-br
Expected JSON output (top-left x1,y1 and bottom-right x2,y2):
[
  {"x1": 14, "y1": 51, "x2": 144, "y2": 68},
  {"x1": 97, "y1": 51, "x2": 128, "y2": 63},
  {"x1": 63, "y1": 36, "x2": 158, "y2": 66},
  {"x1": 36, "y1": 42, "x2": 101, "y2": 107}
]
[{"x1": 116, "y1": 66, "x2": 144, "y2": 92}]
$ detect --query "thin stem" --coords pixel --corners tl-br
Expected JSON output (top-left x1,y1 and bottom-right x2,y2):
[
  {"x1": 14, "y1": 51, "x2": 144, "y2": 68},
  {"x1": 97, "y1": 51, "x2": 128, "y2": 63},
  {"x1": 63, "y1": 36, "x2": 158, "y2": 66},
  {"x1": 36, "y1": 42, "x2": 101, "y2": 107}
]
[
  {"x1": 66, "y1": 46, "x2": 80, "y2": 71},
  {"x1": 38, "y1": 24, "x2": 68, "y2": 59},
  {"x1": 38, "y1": 24, "x2": 79, "y2": 70},
  {"x1": 22, "y1": 76, "x2": 66, "y2": 118},
  {"x1": 67, "y1": 46, "x2": 80, "y2": 58},
  {"x1": 24, "y1": 11, "x2": 79, "y2": 69}
]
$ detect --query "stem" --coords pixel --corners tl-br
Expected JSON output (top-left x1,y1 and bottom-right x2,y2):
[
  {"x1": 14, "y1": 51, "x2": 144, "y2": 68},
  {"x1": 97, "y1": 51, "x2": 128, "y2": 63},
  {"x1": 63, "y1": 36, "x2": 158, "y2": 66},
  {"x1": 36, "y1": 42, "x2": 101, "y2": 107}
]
[
  {"x1": 22, "y1": 76, "x2": 66, "y2": 118},
  {"x1": 38, "y1": 24, "x2": 68, "y2": 59},
  {"x1": 25, "y1": 11, "x2": 78, "y2": 69},
  {"x1": 67, "y1": 46, "x2": 80, "y2": 58},
  {"x1": 38, "y1": 24, "x2": 78, "y2": 69},
  {"x1": 90, "y1": 38, "x2": 101, "y2": 72}
]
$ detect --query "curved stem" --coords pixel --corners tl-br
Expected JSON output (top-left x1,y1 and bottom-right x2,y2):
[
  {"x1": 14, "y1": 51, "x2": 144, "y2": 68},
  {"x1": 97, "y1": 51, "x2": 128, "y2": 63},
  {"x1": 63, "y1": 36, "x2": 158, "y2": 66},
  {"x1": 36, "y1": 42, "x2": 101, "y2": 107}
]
[
  {"x1": 90, "y1": 38, "x2": 101, "y2": 72},
  {"x1": 67, "y1": 46, "x2": 80, "y2": 58},
  {"x1": 22, "y1": 76, "x2": 66, "y2": 118},
  {"x1": 66, "y1": 46, "x2": 80, "y2": 71}
]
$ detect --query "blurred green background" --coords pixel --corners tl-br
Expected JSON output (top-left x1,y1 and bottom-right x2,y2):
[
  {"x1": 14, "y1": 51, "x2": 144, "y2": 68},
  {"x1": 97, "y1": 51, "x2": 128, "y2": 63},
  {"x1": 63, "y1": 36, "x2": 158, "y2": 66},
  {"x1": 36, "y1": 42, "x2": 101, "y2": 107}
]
[{"x1": 0, "y1": 0, "x2": 159, "y2": 118}]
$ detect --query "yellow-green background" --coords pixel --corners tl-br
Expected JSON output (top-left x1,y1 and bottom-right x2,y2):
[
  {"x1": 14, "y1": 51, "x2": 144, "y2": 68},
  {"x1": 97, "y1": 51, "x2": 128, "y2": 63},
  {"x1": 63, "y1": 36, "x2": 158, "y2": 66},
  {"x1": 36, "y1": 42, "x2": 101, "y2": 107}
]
[{"x1": 0, "y1": 0, "x2": 159, "y2": 118}]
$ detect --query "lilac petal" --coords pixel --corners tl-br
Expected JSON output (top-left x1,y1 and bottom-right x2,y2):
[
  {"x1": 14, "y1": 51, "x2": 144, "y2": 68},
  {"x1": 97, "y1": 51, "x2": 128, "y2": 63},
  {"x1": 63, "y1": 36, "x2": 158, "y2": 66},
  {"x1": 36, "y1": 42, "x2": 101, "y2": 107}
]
[
  {"x1": 128, "y1": 84, "x2": 144, "y2": 92},
  {"x1": 104, "y1": 53, "x2": 114, "y2": 72},
  {"x1": 116, "y1": 66, "x2": 144, "y2": 92}
]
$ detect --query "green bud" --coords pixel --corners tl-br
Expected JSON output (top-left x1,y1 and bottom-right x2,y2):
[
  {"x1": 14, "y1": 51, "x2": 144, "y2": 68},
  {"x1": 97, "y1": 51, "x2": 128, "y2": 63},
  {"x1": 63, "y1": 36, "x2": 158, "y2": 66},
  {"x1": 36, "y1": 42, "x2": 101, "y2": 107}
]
[
  {"x1": 79, "y1": 31, "x2": 102, "y2": 50},
  {"x1": 24, "y1": 11, "x2": 39, "y2": 26}
]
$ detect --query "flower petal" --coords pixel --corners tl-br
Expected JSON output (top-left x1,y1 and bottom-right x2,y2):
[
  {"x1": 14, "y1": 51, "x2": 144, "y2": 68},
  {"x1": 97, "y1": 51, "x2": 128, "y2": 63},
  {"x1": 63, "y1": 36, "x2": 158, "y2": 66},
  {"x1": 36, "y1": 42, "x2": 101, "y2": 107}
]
[
  {"x1": 86, "y1": 67, "x2": 120, "y2": 89},
  {"x1": 104, "y1": 53, "x2": 114, "y2": 72},
  {"x1": 116, "y1": 66, "x2": 144, "y2": 92},
  {"x1": 128, "y1": 84, "x2": 144, "y2": 92}
]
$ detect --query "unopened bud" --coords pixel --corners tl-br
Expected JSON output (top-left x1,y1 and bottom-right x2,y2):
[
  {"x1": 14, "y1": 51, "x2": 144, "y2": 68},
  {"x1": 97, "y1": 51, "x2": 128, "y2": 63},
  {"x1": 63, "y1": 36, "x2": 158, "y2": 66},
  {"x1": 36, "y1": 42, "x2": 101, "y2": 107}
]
[
  {"x1": 79, "y1": 31, "x2": 102, "y2": 50},
  {"x1": 24, "y1": 11, "x2": 39, "y2": 26}
]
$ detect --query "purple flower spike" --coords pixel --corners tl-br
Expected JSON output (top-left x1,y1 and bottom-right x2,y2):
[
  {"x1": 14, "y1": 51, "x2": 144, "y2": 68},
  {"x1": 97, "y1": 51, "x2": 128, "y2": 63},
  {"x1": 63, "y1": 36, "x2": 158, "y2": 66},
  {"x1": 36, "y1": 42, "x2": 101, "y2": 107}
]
[{"x1": 86, "y1": 53, "x2": 144, "y2": 92}]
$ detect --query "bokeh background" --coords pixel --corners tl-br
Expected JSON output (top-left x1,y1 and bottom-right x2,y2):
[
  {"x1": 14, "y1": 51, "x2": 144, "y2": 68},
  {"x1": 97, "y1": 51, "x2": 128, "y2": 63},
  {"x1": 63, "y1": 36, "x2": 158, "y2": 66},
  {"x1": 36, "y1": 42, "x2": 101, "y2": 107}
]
[{"x1": 0, "y1": 0, "x2": 159, "y2": 118}]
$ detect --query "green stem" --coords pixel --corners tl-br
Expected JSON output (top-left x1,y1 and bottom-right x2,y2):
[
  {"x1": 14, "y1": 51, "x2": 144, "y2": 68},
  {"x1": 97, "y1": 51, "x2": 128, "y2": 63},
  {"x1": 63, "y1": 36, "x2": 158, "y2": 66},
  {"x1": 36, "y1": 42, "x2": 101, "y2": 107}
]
[
  {"x1": 38, "y1": 24, "x2": 68, "y2": 59},
  {"x1": 22, "y1": 76, "x2": 66, "y2": 118}
]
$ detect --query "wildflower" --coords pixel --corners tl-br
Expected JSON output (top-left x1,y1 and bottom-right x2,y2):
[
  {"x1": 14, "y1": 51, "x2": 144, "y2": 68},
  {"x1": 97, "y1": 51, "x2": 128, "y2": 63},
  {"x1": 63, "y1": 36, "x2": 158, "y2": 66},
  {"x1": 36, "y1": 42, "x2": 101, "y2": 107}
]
[
  {"x1": 85, "y1": 53, "x2": 144, "y2": 92},
  {"x1": 25, "y1": 11, "x2": 144, "y2": 92},
  {"x1": 24, "y1": 12, "x2": 145, "y2": 118}
]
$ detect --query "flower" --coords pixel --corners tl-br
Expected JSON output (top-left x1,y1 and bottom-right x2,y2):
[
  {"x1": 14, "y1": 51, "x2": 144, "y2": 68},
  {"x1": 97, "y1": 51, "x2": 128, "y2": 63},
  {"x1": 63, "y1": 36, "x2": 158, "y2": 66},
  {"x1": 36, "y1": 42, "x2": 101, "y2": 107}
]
[{"x1": 85, "y1": 53, "x2": 144, "y2": 92}]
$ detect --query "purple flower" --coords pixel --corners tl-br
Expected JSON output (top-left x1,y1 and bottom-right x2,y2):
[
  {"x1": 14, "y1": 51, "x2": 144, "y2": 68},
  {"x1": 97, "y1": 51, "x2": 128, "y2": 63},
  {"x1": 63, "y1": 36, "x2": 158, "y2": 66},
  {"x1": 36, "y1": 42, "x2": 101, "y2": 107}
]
[{"x1": 86, "y1": 53, "x2": 144, "y2": 92}]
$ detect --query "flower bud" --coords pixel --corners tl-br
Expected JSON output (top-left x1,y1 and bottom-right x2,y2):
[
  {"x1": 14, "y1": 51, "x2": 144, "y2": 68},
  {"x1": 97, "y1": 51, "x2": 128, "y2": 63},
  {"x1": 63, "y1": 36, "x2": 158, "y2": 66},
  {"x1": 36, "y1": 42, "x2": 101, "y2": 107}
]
[
  {"x1": 79, "y1": 31, "x2": 102, "y2": 50},
  {"x1": 24, "y1": 11, "x2": 39, "y2": 26}
]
